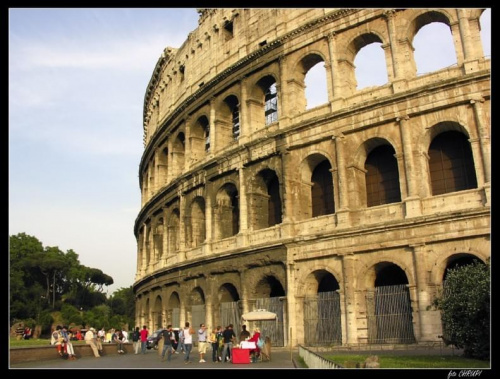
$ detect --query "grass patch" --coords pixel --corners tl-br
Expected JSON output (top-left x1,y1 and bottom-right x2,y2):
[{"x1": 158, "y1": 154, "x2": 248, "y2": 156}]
[{"x1": 326, "y1": 354, "x2": 490, "y2": 369}]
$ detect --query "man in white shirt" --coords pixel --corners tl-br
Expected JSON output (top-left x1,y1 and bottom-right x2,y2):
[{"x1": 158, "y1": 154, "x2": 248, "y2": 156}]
[{"x1": 182, "y1": 322, "x2": 195, "y2": 364}]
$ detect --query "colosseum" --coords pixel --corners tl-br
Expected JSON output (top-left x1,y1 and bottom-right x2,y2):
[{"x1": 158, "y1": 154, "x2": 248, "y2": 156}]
[{"x1": 133, "y1": 8, "x2": 490, "y2": 347}]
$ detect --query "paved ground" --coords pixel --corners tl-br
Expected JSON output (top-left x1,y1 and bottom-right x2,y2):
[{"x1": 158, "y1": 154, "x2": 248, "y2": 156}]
[{"x1": 9, "y1": 347, "x2": 299, "y2": 370}]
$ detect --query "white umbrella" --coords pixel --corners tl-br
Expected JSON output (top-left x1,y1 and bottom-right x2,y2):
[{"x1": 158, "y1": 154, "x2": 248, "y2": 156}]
[{"x1": 241, "y1": 309, "x2": 277, "y2": 321}]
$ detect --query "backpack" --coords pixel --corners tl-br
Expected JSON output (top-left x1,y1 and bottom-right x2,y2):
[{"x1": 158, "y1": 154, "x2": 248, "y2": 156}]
[{"x1": 257, "y1": 337, "x2": 265, "y2": 349}]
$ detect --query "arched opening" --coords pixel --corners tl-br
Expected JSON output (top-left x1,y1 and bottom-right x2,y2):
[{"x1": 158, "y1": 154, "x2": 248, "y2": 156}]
[
  {"x1": 443, "y1": 254, "x2": 485, "y2": 282},
  {"x1": 218, "y1": 283, "x2": 241, "y2": 335},
  {"x1": 412, "y1": 14, "x2": 456, "y2": 74},
  {"x1": 267, "y1": 175, "x2": 282, "y2": 227},
  {"x1": 251, "y1": 169, "x2": 282, "y2": 230},
  {"x1": 214, "y1": 183, "x2": 239, "y2": 240},
  {"x1": 303, "y1": 270, "x2": 342, "y2": 346},
  {"x1": 190, "y1": 116, "x2": 210, "y2": 164},
  {"x1": 171, "y1": 132, "x2": 185, "y2": 179},
  {"x1": 252, "y1": 274, "x2": 286, "y2": 347},
  {"x1": 188, "y1": 287, "x2": 206, "y2": 331},
  {"x1": 366, "y1": 262, "x2": 415, "y2": 344},
  {"x1": 157, "y1": 146, "x2": 168, "y2": 187},
  {"x1": 311, "y1": 160, "x2": 335, "y2": 217},
  {"x1": 168, "y1": 292, "x2": 181, "y2": 327},
  {"x1": 365, "y1": 144, "x2": 401, "y2": 207},
  {"x1": 153, "y1": 218, "x2": 164, "y2": 262},
  {"x1": 480, "y1": 9, "x2": 491, "y2": 58},
  {"x1": 188, "y1": 197, "x2": 206, "y2": 247},
  {"x1": 354, "y1": 41, "x2": 388, "y2": 89},
  {"x1": 153, "y1": 295, "x2": 163, "y2": 331},
  {"x1": 167, "y1": 209, "x2": 180, "y2": 256},
  {"x1": 428, "y1": 130, "x2": 477, "y2": 195},
  {"x1": 304, "y1": 58, "x2": 328, "y2": 109},
  {"x1": 224, "y1": 95, "x2": 241, "y2": 140}
]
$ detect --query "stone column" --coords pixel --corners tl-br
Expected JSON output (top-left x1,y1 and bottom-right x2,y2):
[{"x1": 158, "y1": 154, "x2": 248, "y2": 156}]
[
  {"x1": 162, "y1": 208, "x2": 169, "y2": 267},
  {"x1": 166, "y1": 136, "x2": 173, "y2": 184},
  {"x1": 205, "y1": 187, "x2": 213, "y2": 250},
  {"x1": 327, "y1": 32, "x2": 342, "y2": 109},
  {"x1": 411, "y1": 244, "x2": 441, "y2": 341},
  {"x1": 184, "y1": 117, "x2": 192, "y2": 172},
  {"x1": 209, "y1": 98, "x2": 216, "y2": 153},
  {"x1": 471, "y1": 98, "x2": 490, "y2": 184},
  {"x1": 278, "y1": 55, "x2": 291, "y2": 128},
  {"x1": 238, "y1": 166, "x2": 249, "y2": 233},
  {"x1": 399, "y1": 116, "x2": 422, "y2": 218},
  {"x1": 240, "y1": 270, "x2": 250, "y2": 316},
  {"x1": 457, "y1": 9, "x2": 474, "y2": 62},
  {"x1": 399, "y1": 116, "x2": 416, "y2": 197},
  {"x1": 341, "y1": 254, "x2": 358, "y2": 344},
  {"x1": 383, "y1": 10, "x2": 399, "y2": 79},
  {"x1": 136, "y1": 232, "x2": 143, "y2": 280},
  {"x1": 239, "y1": 76, "x2": 249, "y2": 145},
  {"x1": 285, "y1": 260, "x2": 297, "y2": 347},
  {"x1": 205, "y1": 299, "x2": 214, "y2": 332},
  {"x1": 178, "y1": 190, "x2": 187, "y2": 262},
  {"x1": 141, "y1": 223, "x2": 148, "y2": 275},
  {"x1": 334, "y1": 134, "x2": 350, "y2": 226},
  {"x1": 280, "y1": 150, "x2": 293, "y2": 225}
]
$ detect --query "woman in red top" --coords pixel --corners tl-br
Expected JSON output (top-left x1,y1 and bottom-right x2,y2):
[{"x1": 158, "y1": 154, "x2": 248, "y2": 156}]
[{"x1": 247, "y1": 327, "x2": 261, "y2": 362}]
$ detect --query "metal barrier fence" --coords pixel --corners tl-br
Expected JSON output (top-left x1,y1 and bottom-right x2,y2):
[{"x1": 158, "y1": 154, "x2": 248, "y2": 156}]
[{"x1": 298, "y1": 345, "x2": 343, "y2": 369}]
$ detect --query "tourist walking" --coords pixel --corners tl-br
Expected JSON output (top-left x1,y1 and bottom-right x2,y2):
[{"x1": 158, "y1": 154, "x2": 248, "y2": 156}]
[
  {"x1": 140, "y1": 325, "x2": 149, "y2": 354},
  {"x1": 160, "y1": 325, "x2": 176, "y2": 362},
  {"x1": 182, "y1": 322, "x2": 195, "y2": 364}
]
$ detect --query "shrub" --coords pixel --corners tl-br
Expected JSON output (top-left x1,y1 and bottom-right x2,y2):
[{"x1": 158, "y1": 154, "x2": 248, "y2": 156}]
[{"x1": 434, "y1": 260, "x2": 490, "y2": 360}]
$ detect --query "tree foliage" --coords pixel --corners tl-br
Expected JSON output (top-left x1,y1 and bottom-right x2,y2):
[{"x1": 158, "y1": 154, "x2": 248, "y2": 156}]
[
  {"x1": 9, "y1": 233, "x2": 131, "y2": 334},
  {"x1": 434, "y1": 260, "x2": 490, "y2": 360}
]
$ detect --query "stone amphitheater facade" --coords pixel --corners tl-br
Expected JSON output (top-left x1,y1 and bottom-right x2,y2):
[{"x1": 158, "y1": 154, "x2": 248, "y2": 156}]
[{"x1": 133, "y1": 9, "x2": 490, "y2": 347}]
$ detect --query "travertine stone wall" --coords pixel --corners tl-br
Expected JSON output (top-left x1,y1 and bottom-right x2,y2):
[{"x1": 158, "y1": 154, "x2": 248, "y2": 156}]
[{"x1": 134, "y1": 8, "x2": 490, "y2": 347}]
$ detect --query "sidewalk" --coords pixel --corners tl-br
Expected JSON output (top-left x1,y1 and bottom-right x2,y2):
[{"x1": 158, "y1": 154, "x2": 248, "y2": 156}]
[{"x1": 10, "y1": 347, "x2": 299, "y2": 370}]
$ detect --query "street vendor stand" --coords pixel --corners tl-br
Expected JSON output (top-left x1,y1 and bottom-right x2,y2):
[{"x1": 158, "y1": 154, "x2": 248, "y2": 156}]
[{"x1": 231, "y1": 309, "x2": 277, "y2": 364}]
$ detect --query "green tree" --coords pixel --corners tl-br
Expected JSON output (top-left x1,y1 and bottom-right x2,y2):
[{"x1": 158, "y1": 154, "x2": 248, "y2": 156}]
[
  {"x1": 9, "y1": 233, "x2": 115, "y2": 326},
  {"x1": 434, "y1": 260, "x2": 490, "y2": 360},
  {"x1": 108, "y1": 286, "x2": 135, "y2": 328}
]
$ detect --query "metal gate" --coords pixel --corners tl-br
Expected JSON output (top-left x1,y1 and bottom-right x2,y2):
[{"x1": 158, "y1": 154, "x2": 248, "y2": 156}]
[
  {"x1": 366, "y1": 284, "x2": 415, "y2": 344},
  {"x1": 303, "y1": 291, "x2": 342, "y2": 346},
  {"x1": 220, "y1": 301, "x2": 241, "y2": 335},
  {"x1": 254, "y1": 297, "x2": 286, "y2": 347}
]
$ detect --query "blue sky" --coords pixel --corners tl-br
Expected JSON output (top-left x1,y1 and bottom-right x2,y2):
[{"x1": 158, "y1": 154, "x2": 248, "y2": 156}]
[{"x1": 9, "y1": 8, "x2": 491, "y2": 295}]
